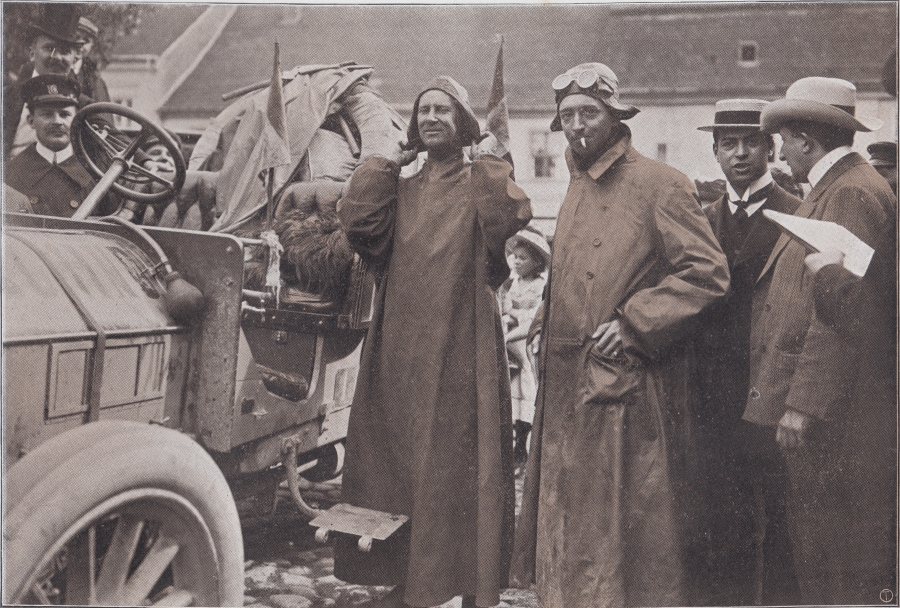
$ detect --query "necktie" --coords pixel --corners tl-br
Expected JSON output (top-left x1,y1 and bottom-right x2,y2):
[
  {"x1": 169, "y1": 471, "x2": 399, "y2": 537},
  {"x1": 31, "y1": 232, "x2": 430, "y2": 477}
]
[{"x1": 732, "y1": 184, "x2": 772, "y2": 223}]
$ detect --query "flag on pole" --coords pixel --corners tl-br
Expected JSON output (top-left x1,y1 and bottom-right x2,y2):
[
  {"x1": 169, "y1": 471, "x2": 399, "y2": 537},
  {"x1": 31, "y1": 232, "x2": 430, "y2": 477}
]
[
  {"x1": 262, "y1": 41, "x2": 292, "y2": 171},
  {"x1": 485, "y1": 34, "x2": 513, "y2": 169}
]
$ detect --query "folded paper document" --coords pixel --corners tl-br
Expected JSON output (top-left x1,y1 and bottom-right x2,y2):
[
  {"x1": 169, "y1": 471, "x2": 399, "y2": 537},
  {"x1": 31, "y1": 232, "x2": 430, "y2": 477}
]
[{"x1": 762, "y1": 209, "x2": 875, "y2": 277}]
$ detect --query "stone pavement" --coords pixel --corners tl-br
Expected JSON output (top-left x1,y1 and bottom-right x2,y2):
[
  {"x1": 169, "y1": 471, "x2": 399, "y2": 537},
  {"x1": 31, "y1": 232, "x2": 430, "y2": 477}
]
[{"x1": 241, "y1": 474, "x2": 541, "y2": 608}]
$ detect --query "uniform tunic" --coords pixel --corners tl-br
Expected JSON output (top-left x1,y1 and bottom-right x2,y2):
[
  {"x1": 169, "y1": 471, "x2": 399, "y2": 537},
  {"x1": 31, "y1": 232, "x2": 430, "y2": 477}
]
[
  {"x1": 5, "y1": 143, "x2": 107, "y2": 217},
  {"x1": 335, "y1": 153, "x2": 531, "y2": 607},
  {"x1": 512, "y1": 127, "x2": 729, "y2": 608}
]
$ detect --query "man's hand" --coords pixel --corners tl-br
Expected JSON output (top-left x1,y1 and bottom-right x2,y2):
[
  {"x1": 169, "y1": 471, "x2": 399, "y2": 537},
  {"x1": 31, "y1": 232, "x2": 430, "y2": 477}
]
[
  {"x1": 804, "y1": 250, "x2": 845, "y2": 276},
  {"x1": 776, "y1": 408, "x2": 812, "y2": 450},
  {"x1": 380, "y1": 141, "x2": 418, "y2": 168},
  {"x1": 591, "y1": 319, "x2": 622, "y2": 357}
]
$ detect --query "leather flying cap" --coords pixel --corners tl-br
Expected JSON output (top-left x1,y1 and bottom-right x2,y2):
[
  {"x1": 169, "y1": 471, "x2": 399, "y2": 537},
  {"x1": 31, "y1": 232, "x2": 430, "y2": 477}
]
[
  {"x1": 550, "y1": 63, "x2": 639, "y2": 131},
  {"x1": 406, "y1": 75, "x2": 483, "y2": 151},
  {"x1": 867, "y1": 141, "x2": 897, "y2": 167},
  {"x1": 29, "y1": 3, "x2": 82, "y2": 45},
  {"x1": 698, "y1": 99, "x2": 769, "y2": 132},
  {"x1": 22, "y1": 74, "x2": 80, "y2": 109},
  {"x1": 760, "y1": 77, "x2": 883, "y2": 133}
]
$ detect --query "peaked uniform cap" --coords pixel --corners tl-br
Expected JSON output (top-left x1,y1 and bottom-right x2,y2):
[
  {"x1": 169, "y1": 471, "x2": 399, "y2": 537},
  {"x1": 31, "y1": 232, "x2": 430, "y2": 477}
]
[
  {"x1": 22, "y1": 74, "x2": 80, "y2": 108},
  {"x1": 867, "y1": 141, "x2": 897, "y2": 167},
  {"x1": 698, "y1": 98, "x2": 769, "y2": 132},
  {"x1": 407, "y1": 75, "x2": 482, "y2": 151},
  {"x1": 760, "y1": 77, "x2": 883, "y2": 133},
  {"x1": 550, "y1": 62, "x2": 639, "y2": 131},
  {"x1": 29, "y1": 3, "x2": 82, "y2": 45},
  {"x1": 77, "y1": 17, "x2": 100, "y2": 41}
]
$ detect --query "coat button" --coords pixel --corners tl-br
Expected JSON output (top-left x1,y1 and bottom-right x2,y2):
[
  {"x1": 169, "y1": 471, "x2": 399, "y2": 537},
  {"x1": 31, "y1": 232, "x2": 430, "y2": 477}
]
[
  {"x1": 765, "y1": 303, "x2": 771, "y2": 311},
  {"x1": 593, "y1": 238, "x2": 601, "y2": 247},
  {"x1": 749, "y1": 387, "x2": 761, "y2": 400},
  {"x1": 586, "y1": 271, "x2": 594, "y2": 279},
  {"x1": 69, "y1": 199, "x2": 80, "y2": 208}
]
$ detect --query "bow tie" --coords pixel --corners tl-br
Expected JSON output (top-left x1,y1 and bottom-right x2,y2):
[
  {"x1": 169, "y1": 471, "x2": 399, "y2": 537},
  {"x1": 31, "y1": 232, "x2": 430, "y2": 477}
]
[{"x1": 732, "y1": 183, "x2": 773, "y2": 210}]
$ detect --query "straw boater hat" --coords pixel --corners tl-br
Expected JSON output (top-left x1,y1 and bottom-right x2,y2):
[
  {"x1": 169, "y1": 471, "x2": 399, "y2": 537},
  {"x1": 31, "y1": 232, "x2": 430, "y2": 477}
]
[
  {"x1": 507, "y1": 227, "x2": 552, "y2": 268},
  {"x1": 760, "y1": 77, "x2": 883, "y2": 134},
  {"x1": 550, "y1": 62, "x2": 639, "y2": 132},
  {"x1": 697, "y1": 99, "x2": 769, "y2": 132}
]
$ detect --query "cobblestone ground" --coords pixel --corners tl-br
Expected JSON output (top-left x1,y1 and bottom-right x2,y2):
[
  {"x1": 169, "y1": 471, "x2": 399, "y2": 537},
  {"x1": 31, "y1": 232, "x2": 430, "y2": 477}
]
[{"x1": 241, "y1": 473, "x2": 541, "y2": 608}]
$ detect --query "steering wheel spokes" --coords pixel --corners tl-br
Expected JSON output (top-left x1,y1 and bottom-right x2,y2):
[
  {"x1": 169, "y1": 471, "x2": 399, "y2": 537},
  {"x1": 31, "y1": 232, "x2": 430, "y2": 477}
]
[{"x1": 72, "y1": 103, "x2": 187, "y2": 208}]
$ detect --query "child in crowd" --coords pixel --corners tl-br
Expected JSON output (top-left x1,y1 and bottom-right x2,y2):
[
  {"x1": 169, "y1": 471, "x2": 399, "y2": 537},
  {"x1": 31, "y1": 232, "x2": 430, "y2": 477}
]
[{"x1": 499, "y1": 226, "x2": 550, "y2": 468}]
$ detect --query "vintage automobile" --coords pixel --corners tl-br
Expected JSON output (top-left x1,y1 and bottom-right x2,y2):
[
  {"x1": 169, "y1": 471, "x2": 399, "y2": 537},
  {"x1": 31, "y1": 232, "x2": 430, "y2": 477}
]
[{"x1": 3, "y1": 64, "x2": 399, "y2": 606}]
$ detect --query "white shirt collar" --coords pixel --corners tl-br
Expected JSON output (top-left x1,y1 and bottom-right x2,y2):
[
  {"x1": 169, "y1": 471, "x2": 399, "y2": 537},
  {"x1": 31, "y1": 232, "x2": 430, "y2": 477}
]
[
  {"x1": 807, "y1": 146, "x2": 853, "y2": 188},
  {"x1": 726, "y1": 170, "x2": 774, "y2": 217},
  {"x1": 35, "y1": 142, "x2": 74, "y2": 165}
]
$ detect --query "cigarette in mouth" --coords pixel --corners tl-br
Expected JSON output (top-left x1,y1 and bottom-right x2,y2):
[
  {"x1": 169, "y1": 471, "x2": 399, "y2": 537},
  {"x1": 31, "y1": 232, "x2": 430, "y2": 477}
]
[{"x1": 580, "y1": 137, "x2": 587, "y2": 148}]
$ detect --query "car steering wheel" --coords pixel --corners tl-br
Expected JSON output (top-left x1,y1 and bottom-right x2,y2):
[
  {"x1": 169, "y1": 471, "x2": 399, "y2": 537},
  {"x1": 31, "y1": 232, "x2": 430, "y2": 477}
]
[{"x1": 71, "y1": 102, "x2": 187, "y2": 206}]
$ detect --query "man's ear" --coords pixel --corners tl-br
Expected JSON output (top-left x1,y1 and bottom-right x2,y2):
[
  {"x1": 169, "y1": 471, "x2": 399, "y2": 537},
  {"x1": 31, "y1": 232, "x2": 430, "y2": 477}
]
[
  {"x1": 28, "y1": 42, "x2": 36, "y2": 63},
  {"x1": 26, "y1": 110, "x2": 34, "y2": 128}
]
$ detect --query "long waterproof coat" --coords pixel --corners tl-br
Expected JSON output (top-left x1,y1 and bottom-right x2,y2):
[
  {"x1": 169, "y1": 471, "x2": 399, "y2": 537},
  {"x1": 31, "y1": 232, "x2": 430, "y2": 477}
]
[
  {"x1": 744, "y1": 153, "x2": 897, "y2": 603},
  {"x1": 511, "y1": 127, "x2": 729, "y2": 608},
  {"x1": 334, "y1": 152, "x2": 531, "y2": 608}
]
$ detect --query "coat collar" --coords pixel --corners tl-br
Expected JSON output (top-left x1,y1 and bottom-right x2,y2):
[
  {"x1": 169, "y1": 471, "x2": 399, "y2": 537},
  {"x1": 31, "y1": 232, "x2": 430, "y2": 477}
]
[{"x1": 565, "y1": 125, "x2": 632, "y2": 182}]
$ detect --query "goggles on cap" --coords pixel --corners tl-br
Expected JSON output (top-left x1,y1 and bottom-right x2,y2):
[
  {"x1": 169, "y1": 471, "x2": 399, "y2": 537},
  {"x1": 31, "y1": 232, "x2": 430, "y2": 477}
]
[{"x1": 551, "y1": 68, "x2": 615, "y2": 94}]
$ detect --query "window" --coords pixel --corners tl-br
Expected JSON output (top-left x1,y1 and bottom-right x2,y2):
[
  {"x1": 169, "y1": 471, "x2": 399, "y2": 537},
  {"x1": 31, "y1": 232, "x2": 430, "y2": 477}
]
[
  {"x1": 112, "y1": 97, "x2": 137, "y2": 130},
  {"x1": 530, "y1": 130, "x2": 556, "y2": 179},
  {"x1": 656, "y1": 143, "x2": 668, "y2": 163},
  {"x1": 739, "y1": 41, "x2": 759, "y2": 67}
]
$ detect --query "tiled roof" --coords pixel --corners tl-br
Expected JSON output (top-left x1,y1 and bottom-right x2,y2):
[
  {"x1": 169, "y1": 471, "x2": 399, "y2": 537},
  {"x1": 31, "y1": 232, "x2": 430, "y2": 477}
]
[
  {"x1": 113, "y1": 4, "x2": 208, "y2": 57},
  {"x1": 157, "y1": 3, "x2": 896, "y2": 118}
]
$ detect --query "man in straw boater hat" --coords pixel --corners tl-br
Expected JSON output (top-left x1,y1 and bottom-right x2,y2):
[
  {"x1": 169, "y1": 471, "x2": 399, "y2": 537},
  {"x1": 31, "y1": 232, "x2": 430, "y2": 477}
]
[
  {"x1": 511, "y1": 62, "x2": 729, "y2": 608},
  {"x1": 743, "y1": 76, "x2": 896, "y2": 604},
  {"x1": 334, "y1": 76, "x2": 532, "y2": 608},
  {"x1": 690, "y1": 99, "x2": 802, "y2": 605}
]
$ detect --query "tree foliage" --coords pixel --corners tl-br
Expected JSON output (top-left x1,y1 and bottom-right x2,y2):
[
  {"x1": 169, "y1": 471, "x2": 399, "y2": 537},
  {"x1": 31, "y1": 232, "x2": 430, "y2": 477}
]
[{"x1": 4, "y1": 3, "x2": 153, "y2": 82}]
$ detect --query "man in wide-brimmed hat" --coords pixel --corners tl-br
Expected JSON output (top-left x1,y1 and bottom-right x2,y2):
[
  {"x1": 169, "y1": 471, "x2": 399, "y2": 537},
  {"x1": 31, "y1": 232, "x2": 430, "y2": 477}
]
[
  {"x1": 4, "y1": 3, "x2": 95, "y2": 157},
  {"x1": 334, "y1": 75, "x2": 532, "y2": 608},
  {"x1": 512, "y1": 62, "x2": 729, "y2": 608},
  {"x1": 744, "y1": 76, "x2": 897, "y2": 604},
  {"x1": 691, "y1": 99, "x2": 803, "y2": 605}
]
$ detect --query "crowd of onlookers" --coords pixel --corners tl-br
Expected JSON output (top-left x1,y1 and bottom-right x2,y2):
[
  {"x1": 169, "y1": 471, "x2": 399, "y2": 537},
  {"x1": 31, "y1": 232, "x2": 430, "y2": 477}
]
[{"x1": 3, "y1": 4, "x2": 898, "y2": 608}]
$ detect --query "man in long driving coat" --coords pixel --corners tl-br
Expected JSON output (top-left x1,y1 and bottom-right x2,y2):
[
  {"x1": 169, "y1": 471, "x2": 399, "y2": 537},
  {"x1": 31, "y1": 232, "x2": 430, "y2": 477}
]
[
  {"x1": 511, "y1": 63, "x2": 729, "y2": 608},
  {"x1": 335, "y1": 76, "x2": 531, "y2": 608},
  {"x1": 745, "y1": 77, "x2": 896, "y2": 604},
  {"x1": 690, "y1": 99, "x2": 801, "y2": 605}
]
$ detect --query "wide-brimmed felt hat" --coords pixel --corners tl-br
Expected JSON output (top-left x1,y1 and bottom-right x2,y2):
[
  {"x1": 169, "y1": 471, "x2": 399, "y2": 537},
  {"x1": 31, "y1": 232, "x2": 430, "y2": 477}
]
[
  {"x1": 550, "y1": 63, "x2": 639, "y2": 132},
  {"x1": 867, "y1": 141, "x2": 897, "y2": 167},
  {"x1": 698, "y1": 98, "x2": 769, "y2": 132},
  {"x1": 22, "y1": 74, "x2": 80, "y2": 108},
  {"x1": 760, "y1": 77, "x2": 883, "y2": 134},
  {"x1": 406, "y1": 75, "x2": 483, "y2": 151},
  {"x1": 507, "y1": 227, "x2": 551, "y2": 268},
  {"x1": 29, "y1": 3, "x2": 82, "y2": 45}
]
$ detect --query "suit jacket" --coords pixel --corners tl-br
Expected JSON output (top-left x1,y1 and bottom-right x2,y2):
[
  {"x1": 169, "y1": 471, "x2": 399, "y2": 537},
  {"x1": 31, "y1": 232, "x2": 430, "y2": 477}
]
[
  {"x1": 4, "y1": 143, "x2": 111, "y2": 217},
  {"x1": 695, "y1": 183, "x2": 802, "y2": 427},
  {"x1": 744, "y1": 152, "x2": 896, "y2": 426}
]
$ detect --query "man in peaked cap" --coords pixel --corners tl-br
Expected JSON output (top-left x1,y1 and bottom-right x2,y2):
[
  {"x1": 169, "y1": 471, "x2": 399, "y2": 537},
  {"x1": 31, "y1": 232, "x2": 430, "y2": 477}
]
[
  {"x1": 73, "y1": 16, "x2": 110, "y2": 103},
  {"x1": 5, "y1": 74, "x2": 112, "y2": 218},
  {"x1": 4, "y1": 3, "x2": 95, "y2": 158},
  {"x1": 867, "y1": 140, "x2": 897, "y2": 194},
  {"x1": 334, "y1": 76, "x2": 531, "y2": 608},
  {"x1": 744, "y1": 76, "x2": 896, "y2": 604},
  {"x1": 691, "y1": 99, "x2": 802, "y2": 605},
  {"x1": 512, "y1": 62, "x2": 729, "y2": 608}
]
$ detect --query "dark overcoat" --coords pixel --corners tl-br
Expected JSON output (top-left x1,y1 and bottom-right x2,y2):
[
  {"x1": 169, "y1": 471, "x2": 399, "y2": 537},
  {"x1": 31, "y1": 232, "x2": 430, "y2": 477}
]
[
  {"x1": 4, "y1": 143, "x2": 110, "y2": 217},
  {"x1": 334, "y1": 153, "x2": 531, "y2": 608},
  {"x1": 511, "y1": 128, "x2": 730, "y2": 608},
  {"x1": 690, "y1": 182, "x2": 801, "y2": 603},
  {"x1": 744, "y1": 152, "x2": 897, "y2": 603}
]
